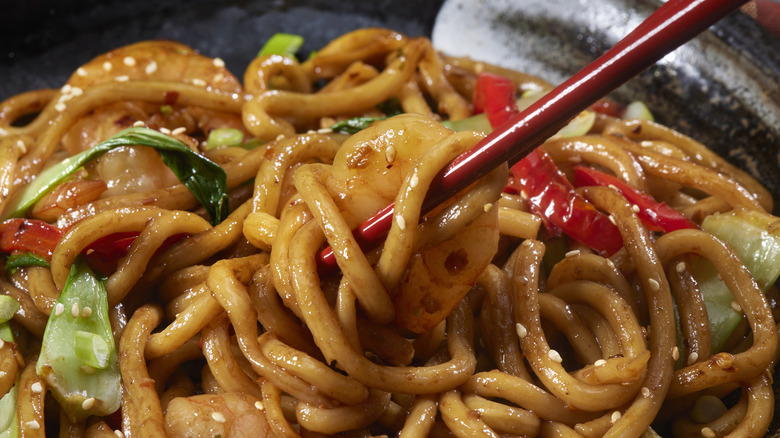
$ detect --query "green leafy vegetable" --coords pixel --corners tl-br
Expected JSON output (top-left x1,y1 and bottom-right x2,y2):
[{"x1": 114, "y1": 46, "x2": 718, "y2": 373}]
[
  {"x1": 0, "y1": 371, "x2": 18, "y2": 438},
  {"x1": 4, "y1": 127, "x2": 229, "y2": 225},
  {"x1": 4, "y1": 252, "x2": 49, "y2": 275},
  {"x1": 695, "y1": 209, "x2": 780, "y2": 351},
  {"x1": 330, "y1": 117, "x2": 387, "y2": 134},
  {"x1": 258, "y1": 33, "x2": 304, "y2": 59},
  {"x1": 377, "y1": 98, "x2": 404, "y2": 117},
  {"x1": 206, "y1": 128, "x2": 245, "y2": 149},
  {"x1": 0, "y1": 296, "x2": 19, "y2": 325},
  {"x1": 36, "y1": 256, "x2": 120, "y2": 421}
]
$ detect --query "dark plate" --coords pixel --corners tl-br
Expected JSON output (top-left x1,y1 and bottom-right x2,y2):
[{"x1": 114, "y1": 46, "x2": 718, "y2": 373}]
[{"x1": 1, "y1": 0, "x2": 779, "y2": 435}]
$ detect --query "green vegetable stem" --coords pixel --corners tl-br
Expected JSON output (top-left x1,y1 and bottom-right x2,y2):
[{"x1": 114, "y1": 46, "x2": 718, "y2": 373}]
[{"x1": 36, "y1": 256, "x2": 120, "y2": 421}]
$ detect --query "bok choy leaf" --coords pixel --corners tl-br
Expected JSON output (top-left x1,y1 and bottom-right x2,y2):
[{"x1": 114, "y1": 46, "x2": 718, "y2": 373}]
[
  {"x1": 36, "y1": 256, "x2": 120, "y2": 421},
  {"x1": 4, "y1": 127, "x2": 229, "y2": 225}
]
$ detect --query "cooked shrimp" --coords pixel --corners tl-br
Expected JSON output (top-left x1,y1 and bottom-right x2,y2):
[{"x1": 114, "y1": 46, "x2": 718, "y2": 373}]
[
  {"x1": 324, "y1": 114, "x2": 502, "y2": 332},
  {"x1": 325, "y1": 114, "x2": 453, "y2": 227},
  {"x1": 164, "y1": 392, "x2": 271, "y2": 438}
]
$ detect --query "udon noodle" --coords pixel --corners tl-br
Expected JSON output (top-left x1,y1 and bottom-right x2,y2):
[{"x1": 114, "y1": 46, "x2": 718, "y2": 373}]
[{"x1": 0, "y1": 28, "x2": 777, "y2": 438}]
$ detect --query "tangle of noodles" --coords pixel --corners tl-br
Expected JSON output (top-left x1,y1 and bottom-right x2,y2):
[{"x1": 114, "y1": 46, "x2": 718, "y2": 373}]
[{"x1": 0, "y1": 28, "x2": 777, "y2": 438}]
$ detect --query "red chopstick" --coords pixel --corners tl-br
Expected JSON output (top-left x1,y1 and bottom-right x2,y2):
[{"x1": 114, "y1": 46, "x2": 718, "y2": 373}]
[{"x1": 317, "y1": 0, "x2": 748, "y2": 273}]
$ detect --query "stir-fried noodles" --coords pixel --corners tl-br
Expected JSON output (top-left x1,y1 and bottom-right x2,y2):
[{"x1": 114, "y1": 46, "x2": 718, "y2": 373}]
[{"x1": 0, "y1": 28, "x2": 777, "y2": 438}]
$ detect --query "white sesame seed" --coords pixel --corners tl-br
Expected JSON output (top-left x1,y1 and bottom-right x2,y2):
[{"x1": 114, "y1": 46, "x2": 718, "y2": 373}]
[
  {"x1": 145, "y1": 61, "x2": 158, "y2": 74},
  {"x1": 0, "y1": 339, "x2": 4, "y2": 349},
  {"x1": 82, "y1": 397, "x2": 96, "y2": 410},
  {"x1": 211, "y1": 412, "x2": 227, "y2": 423},
  {"x1": 640, "y1": 387, "x2": 651, "y2": 397},
  {"x1": 396, "y1": 215, "x2": 406, "y2": 231},
  {"x1": 0, "y1": 372, "x2": 5, "y2": 378},
  {"x1": 515, "y1": 323, "x2": 527, "y2": 339},
  {"x1": 548, "y1": 349, "x2": 563, "y2": 363},
  {"x1": 0, "y1": 127, "x2": 6, "y2": 135},
  {"x1": 25, "y1": 420, "x2": 40, "y2": 430},
  {"x1": 316, "y1": 128, "x2": 333, "y2": 134},
  {"x1": 76, "y1": 67, "x2": 88, "y2": 76},
  {"x1": 54, "y1": 303, "x2": 65, "y2": 316},
  {"x1": 483, "y1": 203, "x2": 493, "y2": 212},
  {"x1": 115, "y1": 75, "x2": 130, "y2": 82},
  {"x1": 565, "y1": 249, "x2": 581, "y2": 258},
  {"x1": 610, "y1": 411, "x2": 621, "y2": 424},
  {"x1": 409, "y1": 173, "x2": 419, "y2": 188},
  {"x1": 133, "y1": 120, "x2": 145, "y2": 127},
  {"x1": 275, "y1": 134, "x2": 285, "y2": 141},
  {"x1": 85, "y1": 248, "x2": 94, "y2": 255},
  {"x1": 519, "y1": 190, "x2": 529, "y2": 201},
  {"x1": 71, "y1": 302, "x2": 80, "y2": 318},
  {"x1": 81, "y1": 307, "x2": 93, "y2": 318},
  {"x1": 102, "y1": 61, "x2": 112, "y2": 72},
  {"x1": 31, "y1": 382, "x2": 43, "y2": 393},
  {"x1": 61, "y1": 84, "x2": 72, "y2": 94},
  {"x1": 730, "y1": 301, "x2": 743, "y2": 313},
  {"x1": 648, "y1": 278, "x2": 660, "y2": 291},
  {"x1": 58, "y1": 93, "x2": 74, "y2": 103},
  {"x1": 55, "y1": 102, "x2": 67, "y2": 112},
  {"x1": 594, "y1": 359, "x2": 607, "y2": 367},
  {"x1": 608, "y1": 215, "x2": 617, "y2": 225},
  {"x1": 672, "y1": 346, "x2": 680, "y2": 361},
  {"x1": 114, "y1": 430, "x2": 125, "y2": 438},
  {"x1": 192, "y1": 78, "x2": 207, "y2": 87},
  {"x1": 159, "y1": 127, "x2": 172, "y2": 135},
  {"x1": 716, "y1": 353, "x2": 735, "y2": 369},
  {"x1": 640, "y1": 141, "x2": 653, "y2": 147},
  {"x1": 701, "y1": 427, "x2": 716, "y2": 438},
  {"x1": 255, "y1": 401, "x2": 264, "y2": 411},
  {"x1": 16, "y1": 140, "x2": 26, "y2": 154},
  {"x1": 568, "y1": 155, "x2": 582, "y2": 163},
  {"x1": 80, "y1": 365, "x2": 96, "y2": 374},
  {"x1": 608, "y1": 184, "x2": 620, "y2": 191},
  {"x1": 214, "y1": 72, "x2": 225, "y2": 83},
  {"x1": 172, "y1": 127, "x2": 187, "y2": 135},
  {"x1": 676, "y1": 261, "x2": 686, "y2": 273},
  {"x1": 71, "y1": 86, "x2": 83, "y2": 96},
  {"x1": 123, "y1": 56, "x2": 136, "y2": 66},
  {"x1": 385, "y1": 146, "x2": 396, "y2": 163},
  {"x1": 213, "y1": 57, "x2": 225, "y2": 68},
  {"x1": 631, "y1": 204, "x2": 640, "y2": 213},
  {"x1": 687, "y1": 352, "x2": 699, "y2": 365}
]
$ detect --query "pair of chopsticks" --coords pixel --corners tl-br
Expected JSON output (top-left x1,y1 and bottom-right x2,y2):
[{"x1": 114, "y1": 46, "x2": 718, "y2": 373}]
[{"x1": 317, "y1": 0, "x2": 749, "y2": 272}]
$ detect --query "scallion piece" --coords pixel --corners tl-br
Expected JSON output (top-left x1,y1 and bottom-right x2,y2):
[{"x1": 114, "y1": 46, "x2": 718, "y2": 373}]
[
  {"x1": 622, "y1": 100, "x2": 655, "y2": 121},
  {"x1": 206, "y1": 128, "x2": 245, "y2": 149},
  {"x1": 330, "y1": 117, "x2": 387, "y2": 134},
  {"x1": 258, "y1": 33, "x2": 304, "y2": 59},
  {"x1": 0, "y1": 296, "x2": 19, "y2": 325},
  {"x1": 37, "y1": 256, "x2": 120, "y2": 420},
  {"x1": 4, "y1": 252, "x2": 50, "y2": 275}
]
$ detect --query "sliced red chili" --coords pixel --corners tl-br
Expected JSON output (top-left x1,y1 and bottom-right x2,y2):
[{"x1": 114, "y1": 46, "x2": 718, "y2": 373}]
[
  {"x1": 0, "y1": 219, "x2": 64, "y2": 258},
  {"x1": 573, "y1": 165, "x2": 698, "y2": 232}
]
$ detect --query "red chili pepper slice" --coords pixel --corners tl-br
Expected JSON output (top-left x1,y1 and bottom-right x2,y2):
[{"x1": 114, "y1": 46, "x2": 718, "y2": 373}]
[
  {"x1": 476, "y1": 71, "x2": 624, "y2": 256},
  {"x1": 507, "y1": 150, "x2": 624, "y2": 256},
  {"x1": 573, "y1": 165, "x2": 698, "y2": 232},
  {"x1": 589, "y1": 98, "x2": 626, "y2": 118},
  {"x1": 0, "y1": 219, "x2": 64, "y2": 258},
  {"x1": 473, "y1": 71, "x2": 518, "y2": 128}
]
